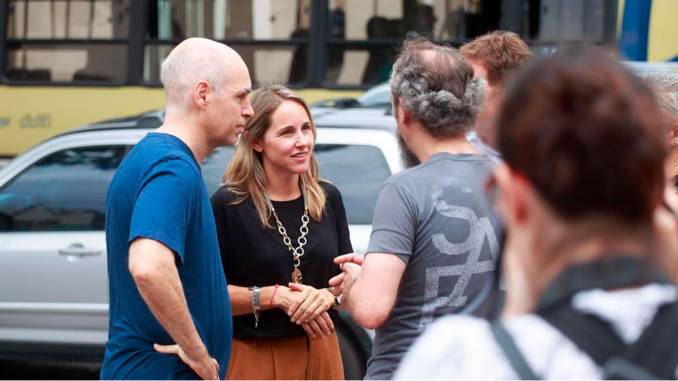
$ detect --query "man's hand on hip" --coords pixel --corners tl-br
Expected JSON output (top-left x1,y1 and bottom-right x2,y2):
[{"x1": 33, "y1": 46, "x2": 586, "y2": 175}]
[{"x1": 154, "y1": 343, "x2": 219, "y2": 380}]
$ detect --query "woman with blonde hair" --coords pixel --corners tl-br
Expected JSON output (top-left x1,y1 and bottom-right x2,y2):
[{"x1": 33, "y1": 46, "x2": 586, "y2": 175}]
[{"x1": 210, "y1": 84, "x2": 349, "y2": 379}]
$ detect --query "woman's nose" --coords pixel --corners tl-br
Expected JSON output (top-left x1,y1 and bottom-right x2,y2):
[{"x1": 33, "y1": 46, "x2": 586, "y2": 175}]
[{"x1": 295, "y1": 130, "x2": 309, "y2": 146}]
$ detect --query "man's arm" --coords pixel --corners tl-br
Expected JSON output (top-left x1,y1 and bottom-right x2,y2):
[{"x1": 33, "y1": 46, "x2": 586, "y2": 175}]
[
  {"x1": 128, "y1": 238, "x2": 218, "y2": 380},
  {"x1": 335, "y1": 253, "x2": 406, "y2": 329}
]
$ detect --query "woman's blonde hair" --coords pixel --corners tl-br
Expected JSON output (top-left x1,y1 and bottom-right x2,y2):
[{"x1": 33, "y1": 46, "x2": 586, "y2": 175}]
[{"x1": 223, "y1": 84, "x2": 326, "y2": 227}]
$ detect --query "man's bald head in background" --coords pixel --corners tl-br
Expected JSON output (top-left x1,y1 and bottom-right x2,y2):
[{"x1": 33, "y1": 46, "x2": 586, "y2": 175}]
[
  {"x1": 159, "y1": 38, "x2": 253, "y2": 150},
  {"x1": 161, "y1": 37, "x2": 249, "y2": 112}
]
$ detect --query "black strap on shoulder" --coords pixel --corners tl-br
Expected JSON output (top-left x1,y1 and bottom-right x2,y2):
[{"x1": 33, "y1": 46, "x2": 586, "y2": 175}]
[
  {"x1": 613, "y1": 301, "x2": 678, "y2": 379},
  {"x1": 490, "y1": 320, "x2": 539, "y2": 380},
  {"x1": 536, "y1": 256, "x2": 667, "y2": 313},
  {"x1": 539, "y1": 293, "x2": 678, "y2": 379},
  {"x1": 539, "y1": 307, "x2": 624, "y2": 367},
  {"x1": 531, "y1": 256, "x2": 676, "y2": 379}
]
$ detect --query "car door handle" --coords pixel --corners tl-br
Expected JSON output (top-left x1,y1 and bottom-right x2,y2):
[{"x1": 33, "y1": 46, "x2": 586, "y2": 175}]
[{"x1": 58, "y1": 243, "x2": 103, "y2": 258}]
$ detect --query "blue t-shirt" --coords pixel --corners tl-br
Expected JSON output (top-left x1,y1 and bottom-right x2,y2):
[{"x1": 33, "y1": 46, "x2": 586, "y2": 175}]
[{"x1": 101, "y1": 132, "x2": 232, "y2": 379}]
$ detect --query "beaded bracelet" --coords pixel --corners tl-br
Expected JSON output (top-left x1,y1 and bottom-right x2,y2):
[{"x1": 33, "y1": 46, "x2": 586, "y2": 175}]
[{"x1": 269, "y1": 284, "x2": 280, "y2": 309}]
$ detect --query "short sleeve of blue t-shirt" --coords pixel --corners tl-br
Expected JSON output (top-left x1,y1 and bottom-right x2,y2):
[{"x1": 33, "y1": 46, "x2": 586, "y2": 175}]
[{"x1": 129, "y1": 157, "x2": 197, "y2": 264}]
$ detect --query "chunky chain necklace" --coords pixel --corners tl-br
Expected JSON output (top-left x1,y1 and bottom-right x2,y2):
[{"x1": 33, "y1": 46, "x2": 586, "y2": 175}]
[{"x1": 267, "y1": 190, "x2": 310, "y2": 284}]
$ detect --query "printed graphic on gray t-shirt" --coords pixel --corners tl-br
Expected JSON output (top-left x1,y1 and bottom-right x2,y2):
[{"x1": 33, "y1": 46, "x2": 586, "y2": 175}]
[{"x1": 364, "y1": 152, "x2": 503, "y2": 380}]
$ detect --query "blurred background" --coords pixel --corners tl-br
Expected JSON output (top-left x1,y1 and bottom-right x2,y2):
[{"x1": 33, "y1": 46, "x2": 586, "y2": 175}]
[
  {"x1": 0, "y1": 0, "x2": 676, "y2": 160},
  {"x1": 0, "y1": 1, "x2": 676, "y2": 378}
]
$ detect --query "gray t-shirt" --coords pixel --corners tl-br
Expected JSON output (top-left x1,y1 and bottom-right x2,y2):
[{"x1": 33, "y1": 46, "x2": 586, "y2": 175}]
[{"x1": 364, "y1": 152, "x2": 503, "y2": 380}]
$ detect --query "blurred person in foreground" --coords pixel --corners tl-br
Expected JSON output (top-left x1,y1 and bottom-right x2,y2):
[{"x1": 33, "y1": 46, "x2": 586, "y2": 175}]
[
  {"x1": 102, "y1": 38, "x2": 253, "y2": 379},
  {"x1": 460, "y1": 30, "x2": 532, "y2": 163},
  {"x1": 211, "y1": 85, "x2": 348, "y2": 379},
  {"x1": 645, "y1": 72, "x2": 678, "y2": 284},
  {"x1": 331, "y1": 39, "x2": 503, "y2": 380},
  {"x1": 396, "y1": 46, "x2": 678, "y2": 379},
  {"x1": 643, "y1": 72, "x2": 678, "y2": 198}
]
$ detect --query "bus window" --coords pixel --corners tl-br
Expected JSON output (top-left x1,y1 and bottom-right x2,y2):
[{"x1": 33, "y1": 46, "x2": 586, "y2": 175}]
[
  {"x1": 143, "y1": 0, "x2": 312, "y2": 85},
  {"x1": 324, "y1": 0, "x2": 502, "y2": 86},
  {"x1": 5, "y1": 0, "x2": 130, "y2": 83},
  {"x1": 324, "y1": 0, "x2": 618, "y2": 87}
]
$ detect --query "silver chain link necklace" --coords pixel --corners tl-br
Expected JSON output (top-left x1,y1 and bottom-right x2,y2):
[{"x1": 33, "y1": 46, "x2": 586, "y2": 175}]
[{"x1": 266, "y1": 189, "x2": 310, "y2": 284}]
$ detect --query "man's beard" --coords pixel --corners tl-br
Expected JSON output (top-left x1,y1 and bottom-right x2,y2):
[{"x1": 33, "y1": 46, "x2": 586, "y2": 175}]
[{"x1": 396, "y1": 130, "x2": 421, "y2": 168}]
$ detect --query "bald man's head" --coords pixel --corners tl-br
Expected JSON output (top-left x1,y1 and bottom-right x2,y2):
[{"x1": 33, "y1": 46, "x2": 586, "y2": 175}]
[{"x1": 161, "y1": 38, "x2": 248, "y2": 110}]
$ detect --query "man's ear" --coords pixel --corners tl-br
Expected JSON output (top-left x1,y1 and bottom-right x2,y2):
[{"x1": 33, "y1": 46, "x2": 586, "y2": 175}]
[
  {"x1": 394, "y1": 98, "x2": 412, "y2": 126},
  {"x1": 670, "y1": 124, "x2": 678, "y2": 146},
  {"x1": 495, "y1": 164, "x2": 530, "y2": 225},
  {"x1": 193, "y1": 80, "x2": 210, "y2": 109}
]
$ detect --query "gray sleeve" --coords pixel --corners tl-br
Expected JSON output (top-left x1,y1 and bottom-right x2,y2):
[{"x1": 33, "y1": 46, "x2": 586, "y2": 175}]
[{"x1": 366, "y1": 181, "x2": 416, "y2": 263}]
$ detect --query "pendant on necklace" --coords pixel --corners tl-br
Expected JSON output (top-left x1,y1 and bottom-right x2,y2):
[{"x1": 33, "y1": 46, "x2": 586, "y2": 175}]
[{"x1": 292, "y1": 267, "x2": 303, "y2": 284}]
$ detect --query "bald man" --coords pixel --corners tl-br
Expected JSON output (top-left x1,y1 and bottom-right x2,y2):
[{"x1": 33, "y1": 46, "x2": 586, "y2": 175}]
[{"x1": 101, "y1": 38, "x2": 253, "y2": 380}]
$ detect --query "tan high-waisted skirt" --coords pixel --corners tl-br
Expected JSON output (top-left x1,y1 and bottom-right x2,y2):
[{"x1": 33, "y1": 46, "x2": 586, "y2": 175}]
[{"x1": 226, "y1": 332, "x2": 344, "y2": 380}]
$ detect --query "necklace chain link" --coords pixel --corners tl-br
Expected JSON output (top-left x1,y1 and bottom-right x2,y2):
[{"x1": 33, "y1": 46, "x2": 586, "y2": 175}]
[{"x1": 269, "y1": 193, "x2": 310, "y2": 284}]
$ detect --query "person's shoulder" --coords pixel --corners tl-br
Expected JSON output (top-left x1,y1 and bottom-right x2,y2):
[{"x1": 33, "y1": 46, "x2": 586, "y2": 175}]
[
  {"x1": 412, "y1": 315, "x2": 496, "y2": 358},
  {"x1": 384, "y1": 159, "x2": 445, "y2": 187},
  {"x1": 426, "y1": 314, "x2": 494, "y2": 342},
  {"x1": 319, "y1": 180, "x2": 341, "y2": 199},
  {"x1": 396, "y1": 315, "x2": 513, "y2": 379},
  {"x1": 150, "y1": 155, "x2": 201, "y2": 184},
  {"x1": 210, "y1": 184, "x2": 240, "y2": 205},
  {"x1": 502, "y1": 313, "x2": 603, "y2": 378}
]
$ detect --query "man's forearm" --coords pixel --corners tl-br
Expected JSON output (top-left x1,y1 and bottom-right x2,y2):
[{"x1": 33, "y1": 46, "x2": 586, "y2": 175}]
[
  {"x1": 340, "y1": 253, "x2": 406, "y2": 329},
  {"x1": 134, "y1": 261, "x2": 208, "y2": 358},
  {"x1": 343, "y1": 276, "x2": 386, "y2": 329}
]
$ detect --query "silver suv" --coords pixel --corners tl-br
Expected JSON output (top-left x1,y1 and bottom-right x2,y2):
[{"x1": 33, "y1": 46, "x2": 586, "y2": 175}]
[{"x1": 0, "y1": 108, "x2": 401, "y2": 378}]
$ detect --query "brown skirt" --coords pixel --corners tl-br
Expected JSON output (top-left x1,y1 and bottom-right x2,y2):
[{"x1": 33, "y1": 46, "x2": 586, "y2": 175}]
[{"x1": 226, "y1": 332, "x2": 344, "y2": 380}]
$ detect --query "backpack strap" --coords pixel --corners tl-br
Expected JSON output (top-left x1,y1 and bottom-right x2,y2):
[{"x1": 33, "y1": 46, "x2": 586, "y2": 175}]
[
  {"x1": 490, "y1": 320, "x2": 540, "y2": 380},
  {"x1": 612, "y1": 301, "x2": 678, "y2": 379},
  {"x1": 539, "y1": 306, "x2": 624, "y2": 367},
  {"x1": 541, "y1": 298, "x2": 678, "y2": 379}
]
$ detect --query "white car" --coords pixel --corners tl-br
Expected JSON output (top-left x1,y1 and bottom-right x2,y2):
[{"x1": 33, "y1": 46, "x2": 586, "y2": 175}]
[{"x1": 0, "y1": 108, "x2": 402, "y2": 378}]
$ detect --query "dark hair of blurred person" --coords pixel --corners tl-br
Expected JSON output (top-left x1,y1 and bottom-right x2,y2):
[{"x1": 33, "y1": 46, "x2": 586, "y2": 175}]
[
  {"x1": 461, "y1": 31, "x2": 532, "y2": 154},
  {"x1": 396, "y1": 46, "x2": 677, "y2": 380},
  {"x1": 498, "y1": 48, "x2": 666, "y2": 228}
]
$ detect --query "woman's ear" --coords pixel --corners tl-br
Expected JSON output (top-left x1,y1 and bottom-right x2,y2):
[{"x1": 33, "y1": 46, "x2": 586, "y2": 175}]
[{"x1": 251, "y1": 138, "x2": 263, "y2": 153}]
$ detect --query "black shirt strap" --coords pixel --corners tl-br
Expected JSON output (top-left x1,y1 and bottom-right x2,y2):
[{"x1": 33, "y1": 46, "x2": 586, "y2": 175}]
[
  {"x1": 616, "y1": 301, "x2": 678, "y2": 379},
  {"x1": 490, "y1": 320, "x2": 539, "y2": 380},
  {"x1": 536, "y1": 255, "x2": 667, "y2": 313},
  {"x1": 539, "y1": 307, "x2": 624, "y2": 367}
]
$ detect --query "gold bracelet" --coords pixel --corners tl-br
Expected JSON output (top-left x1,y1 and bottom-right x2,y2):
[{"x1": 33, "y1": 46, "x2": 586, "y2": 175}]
[{"x1": 327, "y1": 287, "x2": 341, "y2": 308}]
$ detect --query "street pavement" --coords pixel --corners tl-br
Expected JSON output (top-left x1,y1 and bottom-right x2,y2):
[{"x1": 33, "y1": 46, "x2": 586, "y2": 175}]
[{"x1": 0, "y1": 360, "x2": 99, "y2": 379}]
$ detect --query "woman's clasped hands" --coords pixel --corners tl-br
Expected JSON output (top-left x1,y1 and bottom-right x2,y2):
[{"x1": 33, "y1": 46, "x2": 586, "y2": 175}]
[{"x1": 271, "y1": 283, "x2": 337, "y2": 338}]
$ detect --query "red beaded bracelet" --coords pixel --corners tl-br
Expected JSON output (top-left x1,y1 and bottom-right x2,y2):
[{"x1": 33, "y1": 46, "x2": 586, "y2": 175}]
[{"x1": 269, "y1": 284, "x2": 280, "y2": 309}]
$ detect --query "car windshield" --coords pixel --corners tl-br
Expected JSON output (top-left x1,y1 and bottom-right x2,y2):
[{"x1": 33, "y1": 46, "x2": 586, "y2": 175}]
[{"x1": 202, "y1": 143, "x2": 391, "y2": 225}]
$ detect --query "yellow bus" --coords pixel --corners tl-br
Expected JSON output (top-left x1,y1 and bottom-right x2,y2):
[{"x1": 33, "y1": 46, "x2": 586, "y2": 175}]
[{"x1": 1, "y1": 0, "x2": 676, "y2": 157}]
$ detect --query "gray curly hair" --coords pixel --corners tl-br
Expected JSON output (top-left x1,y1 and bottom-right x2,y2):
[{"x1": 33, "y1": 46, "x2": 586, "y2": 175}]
[
  {"x1": 641, "y1": 71, "x2": 678, "y2": 122},
  {"x1": 390, "y1": 39, "x2": 485, "y2": 137}
]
